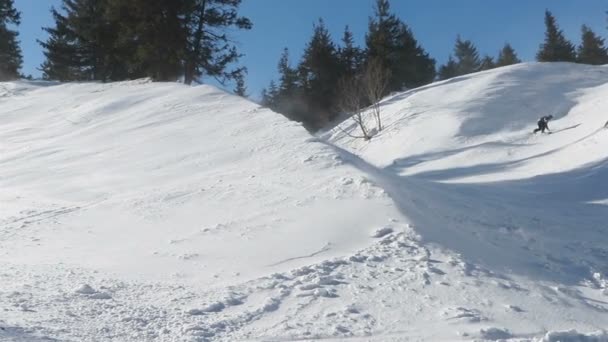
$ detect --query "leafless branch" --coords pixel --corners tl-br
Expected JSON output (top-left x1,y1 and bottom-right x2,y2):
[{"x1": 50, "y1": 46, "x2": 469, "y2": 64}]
[
  {"x1": 362, "y1": 58, "x2": 390, "y2": 132},
  {"x1": 336, "y1": 76, "x2": 372, "y2": 140}
]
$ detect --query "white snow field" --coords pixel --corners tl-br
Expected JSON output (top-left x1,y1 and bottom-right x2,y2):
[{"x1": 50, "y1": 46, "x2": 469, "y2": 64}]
[{"x1": 1, "y1": 62, "x2": 608, "y2": 341}]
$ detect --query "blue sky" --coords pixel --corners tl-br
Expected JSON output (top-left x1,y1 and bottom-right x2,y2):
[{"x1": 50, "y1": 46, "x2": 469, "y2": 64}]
[{"x1": 14, "y1": 0, "x2": 608, "y2": 98}]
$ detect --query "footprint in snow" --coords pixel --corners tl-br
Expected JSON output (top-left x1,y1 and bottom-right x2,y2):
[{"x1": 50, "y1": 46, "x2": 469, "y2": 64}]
[
  {"x1": 479, "y1": 327, "x2": 513, "y2": 340},
  {"x1": 371, "y1": 226, "x2": 394, "y2": 238},
  {"x1": 441, "y1": 307, "x2": 486, "y2": 323},
  {"x1": 505, "y1": 304, "x2": 525, "y2": 312},
  {"x1": 188, "y1": 302, "x2": 225, "y2": 315},
  {"x1": 74, "y1": 284, "x2": 112, "y2": 300}
]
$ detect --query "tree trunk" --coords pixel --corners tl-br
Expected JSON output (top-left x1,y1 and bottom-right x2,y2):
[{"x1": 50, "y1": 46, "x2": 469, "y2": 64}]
[{"x1": 185, "y1": 0, "x2": 206, "y2": 85}]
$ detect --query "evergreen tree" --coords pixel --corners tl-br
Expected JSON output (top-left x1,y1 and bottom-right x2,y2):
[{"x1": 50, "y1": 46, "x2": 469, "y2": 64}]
[
  {"x1": 298, "y1": 19, "x2": 341, "y2": 126},
  {"x1": 39, "y1": 6, "x2": 79, "y2": 81},
  {"x1": 260, "y1": 88, "x2": 269, "y2": 106},
  {"x1": 577, "y1": 25, "x2": 608, "y2": 65},
  {"x1": 40, "y1": 0, "x2": 124, "y2": 81},
  {"x1": 366, "y1": 0, "x2": 435, "y2": 92},
  {"x1": 496, "y1": 43, "x2": 521, "y2": 67},
  {"x1": 453, "y1": 36, "x2": 481, "y2": 74},
  {"x1": 40, "y1": 0, "x2": 251, "y2": 83},
  {"x1": 0, "y1": 0, "x2": 22, "y2": 80},
  {"x1": 272, "y1": 48, "x2": 307, "y2": 122},
  {"x1": 536, "y1": 10, "x2": 576, "y2": 62},
  {"x1": 106, "y1": 0, "x2": 189, "y2": 81},
  {"x1": 479, "y1": 55, "x2": 495, "y2": 71},
  {"x1": 438, "y1": 37, "x2": 486, "y2": 79},
  {"x1": 438, "y1": 55, "x2": 458, "y2": 80},
  {"x1": 233, "y1": 71, "x2": 247, "y2": 97},
  {"x1": 276, "y1": 48, "x2": 299, "y2": 99},
  {"x1": 183, "y1": 0, "x2": 252, "y2": 85},
  {"x1": 338, "y1": 25, "x2": 363, "y2": 79},
  {"x1": 261, "y1": 80, "x2": 278, "y2": 107}
]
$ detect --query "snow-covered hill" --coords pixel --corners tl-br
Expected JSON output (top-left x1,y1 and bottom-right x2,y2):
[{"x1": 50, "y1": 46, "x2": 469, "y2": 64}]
[{"x1": 1, "y1": 63, "x2": 608, "y2": 341}]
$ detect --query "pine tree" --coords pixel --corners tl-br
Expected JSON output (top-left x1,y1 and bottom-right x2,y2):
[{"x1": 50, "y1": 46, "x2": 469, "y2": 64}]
[
  {"x1": 577, "y1": 25, "x2": 608, "y2": 65},
  {"x1": 233, "y1": 71, "x2": 247, "y2": 97},
  {"x1": 40, "y1": 0, "x2": 122, "y2": 81},
  {"x1": 453, "y1": 36, "x2": 481, "y2": 75},
  {"x1": 272, "y1": 48, "x2": 307, "y2": 122},
  {"x1": 39, "y1": 5, "x2": 79, "y2": 81},
  {"x1": 40, "y1": 0, "x2": 251, "y2": 83},
  {"x1": 260, "y1": 88, "x2": 269, "y2": 106},
  {"x1": 479, "y1": 55, "x2": 495, "y2": 71},
  {"x1": 276, "y1": 48, "x2": 299, "y2": 99},
  {"x1": 438, "y1": 55, "x2": 458, "y2": 80},
  {"x1": 183, "y1": 0, "x2": 252, "y2": 85},
  {"x1": 338, "y1": 25, "x2": 363, "y2": 79},
  {"x1": 536, "y1": 10, "x2": 576, "y2": 62},
  {"x1": 298, "y1": 19, "x2": 341, "y2": 126},
  {"x1": 496, "y1": 43, "x2": 521, "y2": 67},
  {"x1": 0, "y1": 0, "x2": 23, "y2": 80},
  {"x1": 366, "y1": 0, "x2": 435, "y2": 92},
  {"x1": 106, "y1": 0, "x2": 190, "y2": 81},
  {"x1": 261, "y1": 80, "x2": 278, "y2": 107}
]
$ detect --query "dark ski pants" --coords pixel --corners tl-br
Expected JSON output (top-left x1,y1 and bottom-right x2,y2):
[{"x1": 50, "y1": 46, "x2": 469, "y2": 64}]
[{"x1": 534, "y1": 122, "x2": 548, "y2": 133}]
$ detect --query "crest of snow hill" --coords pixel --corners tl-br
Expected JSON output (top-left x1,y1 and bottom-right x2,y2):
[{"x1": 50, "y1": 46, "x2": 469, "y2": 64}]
[{"x1": 1, "y1": 62, "x2": 608, "y2": 341}]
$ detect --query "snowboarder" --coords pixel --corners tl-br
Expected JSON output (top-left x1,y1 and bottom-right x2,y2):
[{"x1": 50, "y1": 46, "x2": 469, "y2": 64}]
[{"x1": 533, "y1": 115, "x2": 553, "y2": 134}]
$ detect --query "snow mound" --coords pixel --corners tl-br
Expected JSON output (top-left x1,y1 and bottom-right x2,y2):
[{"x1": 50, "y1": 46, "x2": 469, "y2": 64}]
[
  {"x1": 0, "y1": 80, "x2": 401, "y2": 287},
  {"x1": 537, "y1": 329, "x2": 608, "y2": 342}
]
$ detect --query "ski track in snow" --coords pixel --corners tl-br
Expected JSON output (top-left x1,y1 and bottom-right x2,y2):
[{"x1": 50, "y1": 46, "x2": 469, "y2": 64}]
[{"x1": 2, "y1": 63, "x2": 608, "y2": 341}]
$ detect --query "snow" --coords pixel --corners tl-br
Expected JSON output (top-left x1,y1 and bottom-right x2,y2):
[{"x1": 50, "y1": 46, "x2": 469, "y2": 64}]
[
  {"x1": 480, "y1": 327, "x2": 513, "y2": 340},
  {"x1": 537, "y1": 330, "x2": 608, "y2": 342},
  {"x1": 0, "y1": 80, "x2": 399, "y2": 289},
  {"x1": 1, "y1": 62, "x2": 608, "y2": 341}
]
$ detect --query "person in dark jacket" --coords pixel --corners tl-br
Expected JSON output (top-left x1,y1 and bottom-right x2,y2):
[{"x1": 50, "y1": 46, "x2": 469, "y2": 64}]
[{"x1": 533, "y1": 115, "x2": 553, "y2": 133}]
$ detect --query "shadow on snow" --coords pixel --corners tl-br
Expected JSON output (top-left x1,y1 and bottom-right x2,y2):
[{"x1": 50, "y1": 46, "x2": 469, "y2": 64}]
[{"x1": 320, "y1": 139, "x2": 608, "y2": 288}]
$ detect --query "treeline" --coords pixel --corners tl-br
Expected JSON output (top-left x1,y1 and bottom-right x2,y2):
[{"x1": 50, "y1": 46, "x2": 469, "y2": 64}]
[
  {"x1": 259, "y1": 0, "x2": 523, "y2": 130},
  {"x1": 39, "y1": 0, "x2": 252, "y2": 86},
  {"x1": 1, "y1": 1, "x2": 608, "y2": 117},
  {"x1": 261, "y1": 4, "x2": 608, "y2": 130},
  {"x1": 261, "y1": 0, "x2": 436, "y2": 130},
  {"x1": 436, "y1": 39, "x2": 521, "y2": 80},
  {"x1": 0, "y1": 0, "x2": 252, "y2": 86},
  {"x1": 436, "y1": 10, "x2": 608, "y2": 78}
]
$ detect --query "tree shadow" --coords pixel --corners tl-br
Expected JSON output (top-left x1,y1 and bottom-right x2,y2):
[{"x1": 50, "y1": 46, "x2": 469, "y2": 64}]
[
  {"x1": 406, "y1": 127, "x2": 603, "y2": 182},
  {"x1": 387, "y1": 141, "x2": 529, "y2": 172},
  {"x1": 552, "y1": 123, "x2": 581, "y2": 133},
  {"x1": 320, "y1": 140, "x2": 608, "y2": 286},
  {"x1": 381, "y1": 70, "x2": 490, "y2": 107}
]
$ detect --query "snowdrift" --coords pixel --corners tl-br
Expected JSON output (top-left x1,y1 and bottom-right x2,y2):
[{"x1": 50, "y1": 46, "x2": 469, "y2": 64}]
[
  {"x1": 2, "y1": 63, "x2": 608, "y2": 341},
  {"x1": 0, "y1": 79, "x2": 401, "y2": 286}
]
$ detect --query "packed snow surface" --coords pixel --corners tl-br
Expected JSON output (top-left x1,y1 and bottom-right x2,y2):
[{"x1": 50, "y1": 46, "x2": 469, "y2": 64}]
[{"x1": 1, "y1": 63, "x2": 608, "y2": 341}]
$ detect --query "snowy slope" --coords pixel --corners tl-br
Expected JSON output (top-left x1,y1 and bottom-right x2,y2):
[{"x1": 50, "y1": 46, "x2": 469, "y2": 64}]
[
  {"x1": 321, "y1": 62, "x2": 608, "y2": 340},
  {"x1": 2, "y1": 63, "x2": 608, "y2": 342},
  {"x1": 0, "y1": 79, "x2": 402, "y2": 287},
  {"x1": 0, "y1": 79, "x2": 403, "y2": 341}
]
